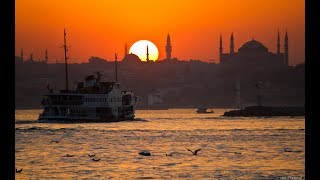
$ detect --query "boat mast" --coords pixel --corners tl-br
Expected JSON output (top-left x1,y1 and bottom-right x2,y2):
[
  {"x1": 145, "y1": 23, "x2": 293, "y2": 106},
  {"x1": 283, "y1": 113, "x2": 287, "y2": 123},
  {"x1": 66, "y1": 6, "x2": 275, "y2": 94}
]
[
  {"x1": 115, "y1": 53, "x2": 118, "y2": 83},
  {"x1": 63, "y1": 28, "x2": 69, "y2": 91}
]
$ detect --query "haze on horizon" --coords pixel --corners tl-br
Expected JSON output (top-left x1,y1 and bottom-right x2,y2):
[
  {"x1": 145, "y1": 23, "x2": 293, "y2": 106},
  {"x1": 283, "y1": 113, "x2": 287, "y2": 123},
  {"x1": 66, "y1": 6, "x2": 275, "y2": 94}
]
[{"x1": 15, "y1": 0, "x2": 304, "y2": 65}]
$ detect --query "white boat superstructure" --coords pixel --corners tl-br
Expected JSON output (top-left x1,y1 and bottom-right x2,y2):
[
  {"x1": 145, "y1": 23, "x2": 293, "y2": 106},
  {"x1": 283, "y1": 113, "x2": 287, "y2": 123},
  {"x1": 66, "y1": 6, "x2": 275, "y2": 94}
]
[{"x1": 39, "y1": 73, "x2": 138, "y2": 122}]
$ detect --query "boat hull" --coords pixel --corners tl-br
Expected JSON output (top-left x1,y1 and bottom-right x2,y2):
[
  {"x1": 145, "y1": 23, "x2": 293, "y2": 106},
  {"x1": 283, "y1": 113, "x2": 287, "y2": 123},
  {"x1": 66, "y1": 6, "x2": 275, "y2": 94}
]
[{"x1": 38, "y1": 115, "x2": 134, "y2": 123}]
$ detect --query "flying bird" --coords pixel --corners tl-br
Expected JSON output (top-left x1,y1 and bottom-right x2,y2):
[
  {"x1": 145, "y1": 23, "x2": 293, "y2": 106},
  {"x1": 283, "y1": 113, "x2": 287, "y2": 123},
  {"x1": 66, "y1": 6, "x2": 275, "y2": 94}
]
[
  {"x1": 284, "y1": 148, "x2": 293, "y2": 152},
  {"x1": 92, "y1": 158, "x2": 101, "y2": 161},
  {"x1": 187, "y1": 149, "x2": 201, "y2": 155},
  {"x1": 63, "y1": 154, "x2": 74, "y2": 157},
  {"x1": 234, "y1": 152, "x2": 242, "y2": 155},
  {"x1": 165, "y1": 153, "x2": 173, "y2": 156},
  {"x1": 88, "y1": 154, "x2": 96, "y2": 157},
  {"x1": 16, "y1": 168, "x2": 23, "y2": 173}
]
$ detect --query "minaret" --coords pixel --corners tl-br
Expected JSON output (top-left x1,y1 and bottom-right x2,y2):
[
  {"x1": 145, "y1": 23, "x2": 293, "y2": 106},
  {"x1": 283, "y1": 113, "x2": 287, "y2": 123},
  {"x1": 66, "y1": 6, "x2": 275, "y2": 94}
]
[
  {"x1": 146, "y1": 45, "x2": 149, "y2": 62},
  {"x1": 166, "y1": 34, "x2": 172, "y2": 60},
  {"x1": 284, "y1": 30, "x2": 289, "y2": 66},
  {"x1": 219, "y1": 34, "x2": 223, "y2": 62},
  {"x1": 124, "y1": 44, "x2": 128, "y2": 57},
  {"x1": 20, "y1": 48, "x2": 23, "y2": 61},
  {"x1": 30, "y1": 53, "x2": 33, "y2": 62},
  {"x1": 115, "y1": 53, "x2": 118, "y2": 82},
  {"x1": 230, "y1": 32, "x2": 234, "y2": 54},
  {"x1": 45, "y1": 48, "x2": 48, "y2": 64},
  {"x1": 277, "y1": 30, "x2": 280, "y2": 55}
]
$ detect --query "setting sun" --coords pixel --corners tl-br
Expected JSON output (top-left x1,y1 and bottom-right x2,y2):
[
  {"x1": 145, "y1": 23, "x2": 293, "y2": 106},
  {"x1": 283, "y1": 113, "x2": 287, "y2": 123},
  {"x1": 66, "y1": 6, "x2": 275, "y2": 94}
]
[{"x1": 129, "y1": 40, "x2": 159, "y2": 62}]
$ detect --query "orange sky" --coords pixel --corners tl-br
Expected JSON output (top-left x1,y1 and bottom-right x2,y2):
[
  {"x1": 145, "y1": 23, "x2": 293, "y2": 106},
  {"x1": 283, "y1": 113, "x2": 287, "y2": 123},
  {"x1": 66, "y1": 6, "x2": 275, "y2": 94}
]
[{"x1": 15, "y1": 0, "x2": 304, "y2": 65}]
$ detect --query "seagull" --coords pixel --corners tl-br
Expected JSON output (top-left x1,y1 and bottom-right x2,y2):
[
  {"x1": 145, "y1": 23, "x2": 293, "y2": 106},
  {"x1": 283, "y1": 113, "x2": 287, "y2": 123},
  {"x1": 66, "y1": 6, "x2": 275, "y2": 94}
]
[
  {"x1": 50, "y1": 140, "x2": 59, "y2": 143},
  {"x1": 88, "y1": 154, "x2": 96, "y2": 157},
  {"x1": 283, "y1": 148, "x2": 302, "y2": 153},
  {"x1": 92, "y1": 158, "x2": 101, "y2": 161},
  {"x1": 63, "y1": 154, "x2": 74, "y2": 157},
  {"x1": 283, "y1": 148, "x2": 293, "y2": 152},
  {"x1": 16, "y1": 168, "x2": 23, "y2": 173},
  {"x1": 187, "y1": 149, "x2": 201, "y2": 155}
]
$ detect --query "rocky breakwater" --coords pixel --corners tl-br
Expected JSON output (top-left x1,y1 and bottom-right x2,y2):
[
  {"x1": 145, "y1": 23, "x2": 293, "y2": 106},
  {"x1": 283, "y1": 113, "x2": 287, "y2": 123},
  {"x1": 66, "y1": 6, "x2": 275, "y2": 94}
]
[{"x1": 223, "y1": 106, "x2": 305, "y2": 117}]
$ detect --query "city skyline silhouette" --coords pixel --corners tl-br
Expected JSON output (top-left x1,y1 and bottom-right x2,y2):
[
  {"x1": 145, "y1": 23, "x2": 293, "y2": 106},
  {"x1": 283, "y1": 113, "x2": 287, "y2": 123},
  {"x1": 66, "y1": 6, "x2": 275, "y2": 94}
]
[{"x1": 15, "y1": 0, "x2": 304, "y2": 65}]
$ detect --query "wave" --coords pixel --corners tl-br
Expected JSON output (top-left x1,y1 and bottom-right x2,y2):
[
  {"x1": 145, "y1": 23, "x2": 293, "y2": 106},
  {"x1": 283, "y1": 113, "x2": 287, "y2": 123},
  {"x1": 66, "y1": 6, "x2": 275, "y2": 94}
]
[
  {"x1": 152, "y1": 117, "x2": 223, "y2": 120},
  {"x1": 15, "y1": 126, "x2": 304, "y2": 134},
  {"x1": 15, "y1": 126, "x2": 81, "y2": 133},
  {"x1": 15, "y1": 120, "x2": 38, "y2": 124}
]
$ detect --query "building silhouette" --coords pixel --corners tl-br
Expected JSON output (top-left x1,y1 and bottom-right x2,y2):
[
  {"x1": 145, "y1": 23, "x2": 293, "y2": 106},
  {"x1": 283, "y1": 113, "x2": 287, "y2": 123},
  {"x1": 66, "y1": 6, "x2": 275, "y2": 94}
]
[
  {"x1": 18, "y1": 49, "x2": 49, "y2": 64},
  {"x1": 166, "y1": 34, "x2": 172, "y2": 60},
  {"x1": 122, "y1": 53, "x2": 141, "y2": 63},
  {"x1": 219, "y1": 31, "x2": 289, "y2": 66}
]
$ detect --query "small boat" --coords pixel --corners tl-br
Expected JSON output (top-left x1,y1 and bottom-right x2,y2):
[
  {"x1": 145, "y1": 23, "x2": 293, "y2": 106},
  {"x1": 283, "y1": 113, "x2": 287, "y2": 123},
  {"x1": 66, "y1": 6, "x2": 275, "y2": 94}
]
[{"x1": 196, "y1": 107, "x2": 214, "y2": 114}]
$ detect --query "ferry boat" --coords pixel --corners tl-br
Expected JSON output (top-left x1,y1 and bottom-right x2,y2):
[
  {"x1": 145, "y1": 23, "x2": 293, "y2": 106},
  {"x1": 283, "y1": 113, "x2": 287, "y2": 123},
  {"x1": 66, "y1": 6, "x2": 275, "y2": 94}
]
[{"x1": 38, "y1": 29, "x2": 138, "y2": 122}]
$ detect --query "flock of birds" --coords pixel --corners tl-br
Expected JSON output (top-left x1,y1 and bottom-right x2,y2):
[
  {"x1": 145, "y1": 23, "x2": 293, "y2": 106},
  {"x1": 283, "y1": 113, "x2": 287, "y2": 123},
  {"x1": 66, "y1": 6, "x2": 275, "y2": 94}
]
[{"x1": 15, "y1": 138, "x2": 302, "y2": 174}]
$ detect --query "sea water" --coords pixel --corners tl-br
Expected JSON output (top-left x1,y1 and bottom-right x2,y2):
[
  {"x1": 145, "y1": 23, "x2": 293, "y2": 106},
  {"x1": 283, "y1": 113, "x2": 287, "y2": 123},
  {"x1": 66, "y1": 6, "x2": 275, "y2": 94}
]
[{"x1": 15, "y1": 109, "x2": 304, "y2": 179}]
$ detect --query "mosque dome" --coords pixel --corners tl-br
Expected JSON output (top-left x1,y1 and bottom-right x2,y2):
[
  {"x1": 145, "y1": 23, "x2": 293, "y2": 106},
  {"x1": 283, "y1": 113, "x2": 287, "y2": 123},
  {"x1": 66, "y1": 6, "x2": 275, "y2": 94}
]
[
  {"x1": 122, "y1": 53, "x2": 141, "y2": 62},
  {"x1": 238, "y1": 39, "x2": 268, "y2": 53}
]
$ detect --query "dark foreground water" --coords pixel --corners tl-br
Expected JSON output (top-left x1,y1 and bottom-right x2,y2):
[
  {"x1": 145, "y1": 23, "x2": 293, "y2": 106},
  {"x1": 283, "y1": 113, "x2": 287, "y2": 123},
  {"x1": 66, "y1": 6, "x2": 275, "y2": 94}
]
[{"x1": 15, "y1": 109, "x2": 304, "y2": 179}]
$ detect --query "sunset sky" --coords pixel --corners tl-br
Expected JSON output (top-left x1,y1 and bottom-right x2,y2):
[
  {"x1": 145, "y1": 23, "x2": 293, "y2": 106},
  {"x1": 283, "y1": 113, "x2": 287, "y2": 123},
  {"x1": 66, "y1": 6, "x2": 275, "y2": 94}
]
[{"x1": 15, "y1": 0, "x2": 304, "y2": 65}]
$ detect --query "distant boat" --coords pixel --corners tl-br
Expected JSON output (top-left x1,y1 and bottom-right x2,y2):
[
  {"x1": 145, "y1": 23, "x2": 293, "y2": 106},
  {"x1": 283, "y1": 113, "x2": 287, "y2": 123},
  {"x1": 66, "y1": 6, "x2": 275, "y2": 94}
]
[{"x1": 196, "y1": 107, "x2": 214, "y2": 114}]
